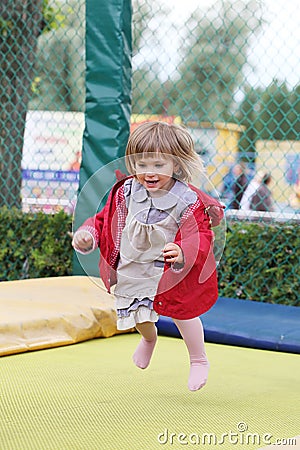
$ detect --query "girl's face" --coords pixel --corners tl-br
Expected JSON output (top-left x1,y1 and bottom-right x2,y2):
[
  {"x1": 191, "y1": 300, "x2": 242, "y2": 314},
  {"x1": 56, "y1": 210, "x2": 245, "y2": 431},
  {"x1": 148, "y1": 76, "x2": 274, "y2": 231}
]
[{"x1": 134, "y1": 154, "x2": 177, "y2": 196}]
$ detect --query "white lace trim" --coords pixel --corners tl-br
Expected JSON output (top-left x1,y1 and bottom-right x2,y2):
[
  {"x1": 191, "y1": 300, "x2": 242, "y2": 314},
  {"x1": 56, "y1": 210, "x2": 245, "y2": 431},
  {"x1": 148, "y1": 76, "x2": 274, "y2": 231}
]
[{"x1": 117, "y1": 306, "x2": 159, "y2": 330}]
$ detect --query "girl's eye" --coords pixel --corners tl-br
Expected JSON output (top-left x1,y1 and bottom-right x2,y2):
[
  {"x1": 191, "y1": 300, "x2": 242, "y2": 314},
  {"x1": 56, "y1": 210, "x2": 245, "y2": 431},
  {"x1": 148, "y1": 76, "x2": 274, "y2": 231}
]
[{"x1": 136, "y1": 161, "x2": 165, "y2": 170}]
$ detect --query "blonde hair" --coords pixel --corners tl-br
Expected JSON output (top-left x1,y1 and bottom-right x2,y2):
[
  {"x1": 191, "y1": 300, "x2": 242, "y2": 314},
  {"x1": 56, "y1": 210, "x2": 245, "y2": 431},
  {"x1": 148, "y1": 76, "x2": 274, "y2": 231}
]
[{"x1": 125, "y1": 121, "x2": 203, "y2": 182}]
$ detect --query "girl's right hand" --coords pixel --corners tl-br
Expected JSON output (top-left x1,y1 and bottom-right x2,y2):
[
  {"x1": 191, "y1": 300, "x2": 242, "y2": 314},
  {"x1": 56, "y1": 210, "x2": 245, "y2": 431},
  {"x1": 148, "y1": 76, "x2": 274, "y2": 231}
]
[{"x1": 72, "y1": 230, "x2": 93, "y2": 252}]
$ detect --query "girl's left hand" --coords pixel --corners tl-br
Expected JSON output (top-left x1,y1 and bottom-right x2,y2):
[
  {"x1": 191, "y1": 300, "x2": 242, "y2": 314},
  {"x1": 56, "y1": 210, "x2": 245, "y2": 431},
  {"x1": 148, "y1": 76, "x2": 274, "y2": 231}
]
[{"x1": 163, "y1": 243, "x2": 184, "y2": 265}]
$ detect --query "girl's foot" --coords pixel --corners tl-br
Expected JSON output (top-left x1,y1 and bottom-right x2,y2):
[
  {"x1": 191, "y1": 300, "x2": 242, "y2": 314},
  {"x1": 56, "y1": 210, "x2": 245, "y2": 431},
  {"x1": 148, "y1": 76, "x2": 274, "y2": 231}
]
[
  {"x1": 188, "y1": 361, "x2": 210, "y2": 391},
  {"x1": 133, "y1": 335, "x2": 157, "y2": 369}
]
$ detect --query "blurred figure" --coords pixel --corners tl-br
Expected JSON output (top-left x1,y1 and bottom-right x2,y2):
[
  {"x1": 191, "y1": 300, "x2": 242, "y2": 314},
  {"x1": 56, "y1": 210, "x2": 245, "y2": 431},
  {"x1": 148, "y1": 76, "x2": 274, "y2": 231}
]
[
  {"x1": 240, "y1": 170, "x2": 264, "y2": 211},
  {"x1": 250, "y1": 173, "x2": 274, "y2": 212},
  {"x1": 289, "y1": 179, "x2": 300, "y2": 211},
  {"x1": 229, "y1": 162, "x2": 248, "y2": 209},
  {"x1": 221, "y1": 166, "x2": 235, "y2": 202}
]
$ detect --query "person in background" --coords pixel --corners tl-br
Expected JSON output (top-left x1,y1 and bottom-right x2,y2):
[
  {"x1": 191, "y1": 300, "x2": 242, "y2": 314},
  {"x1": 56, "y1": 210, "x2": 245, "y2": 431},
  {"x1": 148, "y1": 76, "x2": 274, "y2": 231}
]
[
  {"x1": 229, "y1": 162, "x2": 248, "y2": 209},
  {"x1": 240, "y1": 170, "x2": 264, "y2": 211},
  {"x1": 289, "y1": 178, "x2": 300, "y2": 211},
  {"x1": 250, "y1": 173, "x2": 274, "y2": 212}
]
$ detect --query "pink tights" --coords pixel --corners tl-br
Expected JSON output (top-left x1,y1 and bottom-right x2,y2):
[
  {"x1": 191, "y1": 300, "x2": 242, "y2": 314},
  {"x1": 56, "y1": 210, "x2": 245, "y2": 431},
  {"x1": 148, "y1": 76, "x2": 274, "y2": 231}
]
[
  {"x1": 173, "y1": 317, "x2": 209, "y2": 391},
  {"x1": 133, "y1": 317, "x2": 209, "y2": 391},
  {"x1": 133, "y1": 322, "x2": 157, "y2": 370}
]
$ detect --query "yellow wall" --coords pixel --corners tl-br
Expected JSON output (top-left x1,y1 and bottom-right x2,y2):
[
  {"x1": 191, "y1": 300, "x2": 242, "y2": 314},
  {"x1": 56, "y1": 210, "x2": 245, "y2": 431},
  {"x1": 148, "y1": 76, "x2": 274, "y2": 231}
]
[
  {"x1": 211, "y1": 122, "x2": 245, "y2": 188},
  {"x1": 188, "y1": 122, "x2": 245, "y2": 192},
  {"x1": 255, "y1": 140, "x2": 300, "y2": 204}
]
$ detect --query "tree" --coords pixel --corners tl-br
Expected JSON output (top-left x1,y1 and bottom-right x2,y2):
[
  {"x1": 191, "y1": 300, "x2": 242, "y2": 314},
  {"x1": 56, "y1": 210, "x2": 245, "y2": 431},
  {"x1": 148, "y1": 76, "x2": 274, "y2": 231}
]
[
  {"x1": 167, "y1": 0, "x2": 264, "y2": 122},
  {"x1": 0, "y1": 0, "x2": 67, "y2": 208},
  {"x1": 132, "y1": 0, "x2": 153, "y2": 57},
  {"x1": 30, "y1": 0, "x2": 162, "y2": 114},
  {"x1": 29, "y1": 0, "x2": 166, "y2": 115},
  {"x1": 236, "y1": 84, "x2": 262, "y2": 158},
  {"x1": 255, "y1": 80, "x2": 300, "y2": 141},
  {"x1": 29, "y1": 0, "x2": 85, "y2": 112},
  {"x1": 236, "y1": 80, "x2": 300, "y2": 161},
  {"x1": 131, "y1": 0, "x2": 169, "y2": 114},
  {"x1": 0, "y1": 0, "x2": 44, "y2": 208},
  {"x1": 131, "y1": 68, "x2": 166, "y2": 114}
]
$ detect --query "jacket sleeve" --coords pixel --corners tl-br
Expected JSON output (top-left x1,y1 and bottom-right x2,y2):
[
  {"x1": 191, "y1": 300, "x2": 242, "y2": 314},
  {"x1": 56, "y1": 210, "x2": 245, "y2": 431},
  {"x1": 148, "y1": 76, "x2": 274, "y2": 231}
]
[
  {"x1": 73, "y1": 186, "x2": 117, "y2": 253},
  {"x1": 175, "y1": 203, "x2": 215, "y2": 273},
  {"x1": 73, "y1": 179, "x2": 127, "y2": 255},
  {"x1": 72, "y1": 207, "x2": 105, "y2": 254}
]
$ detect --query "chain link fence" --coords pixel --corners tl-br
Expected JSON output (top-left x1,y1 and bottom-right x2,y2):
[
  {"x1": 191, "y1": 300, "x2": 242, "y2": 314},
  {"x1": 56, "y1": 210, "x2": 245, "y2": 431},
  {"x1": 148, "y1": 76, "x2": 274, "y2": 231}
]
[{"x1": 0, "y1": 0, "x2": 299, "y2": 304}]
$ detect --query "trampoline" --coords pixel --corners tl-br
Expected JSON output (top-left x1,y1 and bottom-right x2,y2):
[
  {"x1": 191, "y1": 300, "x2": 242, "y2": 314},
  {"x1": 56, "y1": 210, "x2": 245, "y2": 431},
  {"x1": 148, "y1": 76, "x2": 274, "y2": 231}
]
[{"x1": 0, "y1": 277, "x2": 299, "y2": 450}]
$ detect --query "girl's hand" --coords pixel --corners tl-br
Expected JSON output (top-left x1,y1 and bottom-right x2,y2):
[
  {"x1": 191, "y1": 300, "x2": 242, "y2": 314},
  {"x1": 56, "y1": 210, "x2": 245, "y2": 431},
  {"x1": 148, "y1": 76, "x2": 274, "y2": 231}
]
[
  {"x1": 72, "y1": 230, "x2": 93, "y2": 252},
  {"x1": 163, "y1": 243, "x2": 184, "y2": 265}
]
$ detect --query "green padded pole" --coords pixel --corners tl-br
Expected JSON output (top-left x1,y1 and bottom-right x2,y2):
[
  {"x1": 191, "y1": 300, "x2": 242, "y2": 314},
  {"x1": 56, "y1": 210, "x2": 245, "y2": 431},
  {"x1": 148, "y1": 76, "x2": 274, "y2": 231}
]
[{"x1": 73, "y1": 0, "x2": 132, "y2": 276}]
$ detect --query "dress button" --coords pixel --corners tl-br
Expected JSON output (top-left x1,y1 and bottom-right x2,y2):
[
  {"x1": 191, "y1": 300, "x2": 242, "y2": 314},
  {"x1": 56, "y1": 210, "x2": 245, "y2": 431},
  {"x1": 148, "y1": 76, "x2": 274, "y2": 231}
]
[{"x1": 158, "y1": 301, "x2": 162, "y2": 306}]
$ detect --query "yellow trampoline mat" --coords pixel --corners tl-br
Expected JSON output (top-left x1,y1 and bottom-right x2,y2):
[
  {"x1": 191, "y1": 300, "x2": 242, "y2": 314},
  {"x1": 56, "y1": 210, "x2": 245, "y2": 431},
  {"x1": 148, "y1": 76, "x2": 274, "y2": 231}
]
[{"x1": 0, "y1": 334, "x2": 299, "y2": 450}]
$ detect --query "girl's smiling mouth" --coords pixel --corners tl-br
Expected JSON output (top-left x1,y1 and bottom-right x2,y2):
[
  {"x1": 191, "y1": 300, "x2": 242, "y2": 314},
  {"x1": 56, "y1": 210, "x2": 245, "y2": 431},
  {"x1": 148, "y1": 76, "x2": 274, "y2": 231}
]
[{"x1": 145, "y1": 179, "x2": 159, "y2": 185}]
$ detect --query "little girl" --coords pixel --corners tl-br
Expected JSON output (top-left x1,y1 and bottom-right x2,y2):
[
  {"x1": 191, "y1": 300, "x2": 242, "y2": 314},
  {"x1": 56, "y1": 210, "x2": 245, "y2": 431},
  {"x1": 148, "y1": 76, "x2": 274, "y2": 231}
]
[{"x1": 72, "y1": 121, "x2": 224, "y2": 391}]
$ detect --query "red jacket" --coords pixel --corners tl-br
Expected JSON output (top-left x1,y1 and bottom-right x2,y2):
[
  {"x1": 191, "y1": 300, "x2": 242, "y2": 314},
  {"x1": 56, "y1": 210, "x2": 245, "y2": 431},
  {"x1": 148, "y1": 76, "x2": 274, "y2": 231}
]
[{"x1": 78, "y1": 177, "x2": 225, "y2": 320}]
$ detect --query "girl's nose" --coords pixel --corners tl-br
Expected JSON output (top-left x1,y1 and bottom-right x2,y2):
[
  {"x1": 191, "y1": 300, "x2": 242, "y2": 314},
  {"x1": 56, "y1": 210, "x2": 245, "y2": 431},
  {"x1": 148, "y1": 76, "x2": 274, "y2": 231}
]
[{"x1": 145, "y1": 170, "x2": 155, "y2": 176}]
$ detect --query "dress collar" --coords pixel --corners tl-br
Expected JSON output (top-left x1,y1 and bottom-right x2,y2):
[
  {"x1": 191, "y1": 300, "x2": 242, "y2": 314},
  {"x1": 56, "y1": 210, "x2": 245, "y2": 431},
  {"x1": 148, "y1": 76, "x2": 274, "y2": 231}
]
[{"x1": 131, "y1": 178, "x2": 190, "y2": 210}]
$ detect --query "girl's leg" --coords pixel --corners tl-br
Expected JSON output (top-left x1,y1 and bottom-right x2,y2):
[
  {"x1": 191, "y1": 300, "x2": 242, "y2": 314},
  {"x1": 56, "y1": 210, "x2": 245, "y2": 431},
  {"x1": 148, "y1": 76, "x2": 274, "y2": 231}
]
[
  {"x1": 173, "y1": 317, "x2": 209, "y2": 391},
  {"x1": 133, "y1": 321, "x2": 157, "y2": 369}
]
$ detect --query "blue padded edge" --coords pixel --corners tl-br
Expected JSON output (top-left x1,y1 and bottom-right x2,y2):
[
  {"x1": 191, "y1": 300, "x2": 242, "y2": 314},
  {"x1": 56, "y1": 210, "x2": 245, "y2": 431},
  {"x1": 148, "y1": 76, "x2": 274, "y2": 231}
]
[{"x1": 156, "y1": 297, "x2": 300, "y2": 354}]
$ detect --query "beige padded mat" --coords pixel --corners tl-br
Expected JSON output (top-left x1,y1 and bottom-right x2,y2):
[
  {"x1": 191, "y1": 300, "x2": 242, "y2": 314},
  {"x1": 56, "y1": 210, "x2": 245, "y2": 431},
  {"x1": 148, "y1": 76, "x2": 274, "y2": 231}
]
[{"x1": 0, "y1": 276, "x2": 133, "y2": 356}]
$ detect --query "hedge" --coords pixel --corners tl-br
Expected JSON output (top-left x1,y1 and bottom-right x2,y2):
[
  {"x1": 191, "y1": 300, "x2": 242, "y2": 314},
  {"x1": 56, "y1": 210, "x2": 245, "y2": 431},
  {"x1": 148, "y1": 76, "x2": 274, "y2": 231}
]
[
  {"x1": 0, "y1": 207, "x2": 73, "y2": 281},
  {"x1": 218, "y1": 221, "x2": 299, "y2": 306},
  {"x1": 0, "y1": 208, "x2": 298, "y2": 306}
]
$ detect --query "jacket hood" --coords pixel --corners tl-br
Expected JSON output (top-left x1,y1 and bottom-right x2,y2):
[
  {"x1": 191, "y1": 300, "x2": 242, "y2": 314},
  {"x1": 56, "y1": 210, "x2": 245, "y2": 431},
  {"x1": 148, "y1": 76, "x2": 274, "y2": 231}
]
[{"x1": 189, "y1": 184, "x2": 225, "y2": 227}]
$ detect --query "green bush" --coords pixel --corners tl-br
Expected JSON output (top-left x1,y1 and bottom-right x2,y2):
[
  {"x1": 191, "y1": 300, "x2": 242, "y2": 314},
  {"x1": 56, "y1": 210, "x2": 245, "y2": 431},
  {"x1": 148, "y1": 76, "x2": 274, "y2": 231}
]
[
  {"x1": 0, "y1": 208, "x2": 299, "y2": 307},
  {"x1": 0, "y1": 207, "x2": 73, "y2": 281},
  {"x1": 218, "y1": 221, "x2": 299, "y2": 306}
]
